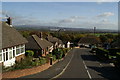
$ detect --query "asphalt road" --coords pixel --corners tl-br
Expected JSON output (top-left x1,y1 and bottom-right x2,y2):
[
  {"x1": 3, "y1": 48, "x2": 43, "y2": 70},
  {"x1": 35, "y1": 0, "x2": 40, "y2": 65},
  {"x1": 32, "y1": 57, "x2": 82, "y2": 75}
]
[{"x1": 20, "y1": 48, "x2": 120, "y2": 80}]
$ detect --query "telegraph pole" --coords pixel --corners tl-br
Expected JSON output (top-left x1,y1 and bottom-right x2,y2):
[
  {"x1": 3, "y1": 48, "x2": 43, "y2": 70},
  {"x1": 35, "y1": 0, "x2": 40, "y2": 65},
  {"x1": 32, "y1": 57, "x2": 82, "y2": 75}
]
[{"x1": 94, "y1": 27, "x2": 96, "y2": 36}]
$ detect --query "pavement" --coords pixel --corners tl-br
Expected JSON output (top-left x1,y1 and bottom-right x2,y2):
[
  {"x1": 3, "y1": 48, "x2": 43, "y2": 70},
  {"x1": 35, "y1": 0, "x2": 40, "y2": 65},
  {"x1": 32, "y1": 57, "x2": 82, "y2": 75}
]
[{"x1": 16, "y1": 48, "x2": 120, "y2": 80}]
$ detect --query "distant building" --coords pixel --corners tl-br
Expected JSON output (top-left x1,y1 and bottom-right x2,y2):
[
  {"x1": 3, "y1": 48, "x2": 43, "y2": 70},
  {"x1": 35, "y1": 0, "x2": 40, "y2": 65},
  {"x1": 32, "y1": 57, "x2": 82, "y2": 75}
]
[
  {"x1": 46, "y1": 35, "x2": 65, "y2": 48},
  {"x1": 78, "y1": 36, "x2": 100, "y2": 48},
  {"x1": 67, "y1": 41, "x2": 70, "y2": 48},
  {"x1": 0, "y1": 19, "x2": 28, "y2": 67},
  {"x1": 26, "y1": 35, "x2": 53, "y2": 57}
]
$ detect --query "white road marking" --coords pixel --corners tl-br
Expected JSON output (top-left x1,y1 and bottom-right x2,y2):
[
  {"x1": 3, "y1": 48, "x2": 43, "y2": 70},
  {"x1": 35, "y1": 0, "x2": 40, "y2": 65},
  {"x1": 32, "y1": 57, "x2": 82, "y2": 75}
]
[
  {"x1": 87, "y1": 70, "x2": 92, "y2": 79},
  {"x1": 83, "y1": 61, "x2": 92, "y2": 79},
  {"x1": 50, "y1": 52, "x2": 74, "y2": 80}
]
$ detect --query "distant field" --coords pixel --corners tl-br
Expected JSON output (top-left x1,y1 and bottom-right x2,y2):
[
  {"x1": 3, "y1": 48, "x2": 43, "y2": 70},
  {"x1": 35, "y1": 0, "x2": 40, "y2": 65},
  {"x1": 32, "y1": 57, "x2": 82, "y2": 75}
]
[{"x1": 88, "y1": 33, "x2": 118, "y2": 37}]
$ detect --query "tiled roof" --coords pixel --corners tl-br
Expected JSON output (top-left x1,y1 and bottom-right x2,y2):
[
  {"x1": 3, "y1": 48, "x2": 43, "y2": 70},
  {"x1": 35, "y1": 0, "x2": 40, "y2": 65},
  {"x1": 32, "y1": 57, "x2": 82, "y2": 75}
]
[
  {"x1": 1, "y1": 22, "x2": 28, "y2": 49},
  {"x1": 47, "y1": 36, "x2": 63, "y2": 44},
  {"x1": 26, "y1": 35, "x2": 53, "y2": 50},
  {"x1": 78, "y1": 36, "x2": 100, "y2": 44}
]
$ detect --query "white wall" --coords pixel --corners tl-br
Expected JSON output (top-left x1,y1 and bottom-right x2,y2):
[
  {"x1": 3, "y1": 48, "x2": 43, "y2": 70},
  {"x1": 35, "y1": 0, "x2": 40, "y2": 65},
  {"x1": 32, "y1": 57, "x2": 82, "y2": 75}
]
[{"x1": 1, "y1": 44, "x2": 25, "y2": 67}]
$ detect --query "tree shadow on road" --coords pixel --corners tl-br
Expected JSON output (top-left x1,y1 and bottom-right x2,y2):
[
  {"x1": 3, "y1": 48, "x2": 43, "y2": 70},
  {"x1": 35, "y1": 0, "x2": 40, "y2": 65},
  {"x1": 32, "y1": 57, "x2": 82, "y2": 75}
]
[
  {"x1": 87, "y1": 66, "x2": 120, "y2": 80},
  {"x1": 81, "y1": 54, "x2": 110, "y2": 64}
]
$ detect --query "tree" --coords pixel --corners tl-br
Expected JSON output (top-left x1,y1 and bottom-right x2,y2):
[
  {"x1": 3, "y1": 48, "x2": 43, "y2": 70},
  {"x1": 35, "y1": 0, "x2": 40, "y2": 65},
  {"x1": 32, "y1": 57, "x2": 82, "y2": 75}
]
[{"x1": 99, "y1": 35, "x2": 108, "y2": 43}]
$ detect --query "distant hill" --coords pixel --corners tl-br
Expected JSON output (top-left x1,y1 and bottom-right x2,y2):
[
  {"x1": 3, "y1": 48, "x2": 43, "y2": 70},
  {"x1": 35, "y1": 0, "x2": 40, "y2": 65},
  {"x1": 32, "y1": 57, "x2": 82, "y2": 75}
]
[{"x1": 14, "y1": 25, "x2": 118, "y2": 33}]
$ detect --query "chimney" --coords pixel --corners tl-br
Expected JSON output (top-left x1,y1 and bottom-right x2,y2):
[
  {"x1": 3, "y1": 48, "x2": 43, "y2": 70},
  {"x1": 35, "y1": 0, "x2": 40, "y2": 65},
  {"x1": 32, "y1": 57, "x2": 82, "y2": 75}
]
[
  {"x1": 40, "y1": 32, "x2": 43, "y2": 40},
  {"x1": 6, "y1": 17, "x2": 12, "y2": 27}
]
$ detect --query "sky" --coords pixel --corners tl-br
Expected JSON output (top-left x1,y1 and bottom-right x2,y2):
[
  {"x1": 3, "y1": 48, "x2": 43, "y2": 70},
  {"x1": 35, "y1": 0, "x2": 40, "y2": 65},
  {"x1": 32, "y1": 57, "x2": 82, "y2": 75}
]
[{"x1": 1, "y1": 1, "x2": 118, "y2": 30}]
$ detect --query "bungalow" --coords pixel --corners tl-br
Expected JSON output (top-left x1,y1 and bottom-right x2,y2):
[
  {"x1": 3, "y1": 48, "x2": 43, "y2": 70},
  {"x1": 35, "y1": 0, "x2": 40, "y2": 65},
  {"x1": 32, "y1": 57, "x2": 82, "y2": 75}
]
[
  {"x1": 46, "y1": 35, "x2": 65, "y2": 48},
  {"x1": 26, "y1": 35, "x2": 53, "y2": 57},
  {"x1": 78, "y1": 36, "x2": 100, "y2": 48},
  {"x1": 0, "y1": 18, "x2": 28, "y2": 67}
]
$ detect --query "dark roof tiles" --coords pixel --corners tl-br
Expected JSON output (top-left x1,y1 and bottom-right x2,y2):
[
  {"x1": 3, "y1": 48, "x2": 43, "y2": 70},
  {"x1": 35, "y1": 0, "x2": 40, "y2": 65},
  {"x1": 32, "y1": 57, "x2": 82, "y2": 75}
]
[
  {"x1": 26, "y1": 35, "x2": 53, "y2": 50},
  {"x1": 2, "y1": 22, "x2": 28, "y2": 49},
  {"x1": 78, "y1": 36, "x2": 100, "y2": 44},
  {"x1": 47, "y1": 36, "x2": 63, "y2": 44}
]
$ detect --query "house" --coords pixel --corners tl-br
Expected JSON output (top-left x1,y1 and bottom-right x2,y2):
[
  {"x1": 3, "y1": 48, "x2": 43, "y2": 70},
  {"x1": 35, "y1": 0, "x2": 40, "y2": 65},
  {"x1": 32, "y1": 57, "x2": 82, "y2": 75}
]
[
  {"x1": 78, "y1": 36, "x2": 100, "y2": 48},
  {"x1": 67, "y1": 41, "x2": 71, "y2": 48},
  {"x1": 46, "y1": 35, "x2": 65, "y2": 48},
  {"x1": 26, "y1": 35, "x2": 53, "y2": 57},
  {"x1": 0, "y1": 18, "x2": 28, "y2": 67}
]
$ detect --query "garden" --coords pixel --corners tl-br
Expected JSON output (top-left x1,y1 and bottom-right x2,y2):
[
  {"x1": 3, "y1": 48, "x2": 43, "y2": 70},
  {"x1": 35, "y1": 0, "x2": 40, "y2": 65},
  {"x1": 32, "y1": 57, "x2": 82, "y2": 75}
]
[{"x1": 2, "y1": 48, "x2": 70, "y2": 72}]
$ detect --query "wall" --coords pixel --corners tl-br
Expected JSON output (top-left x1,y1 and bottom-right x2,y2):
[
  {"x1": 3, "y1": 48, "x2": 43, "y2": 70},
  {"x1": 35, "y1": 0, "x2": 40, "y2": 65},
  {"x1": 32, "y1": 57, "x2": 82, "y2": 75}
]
[{"x1": 15, "y1": 54, "x2": 25, "y2": 62}]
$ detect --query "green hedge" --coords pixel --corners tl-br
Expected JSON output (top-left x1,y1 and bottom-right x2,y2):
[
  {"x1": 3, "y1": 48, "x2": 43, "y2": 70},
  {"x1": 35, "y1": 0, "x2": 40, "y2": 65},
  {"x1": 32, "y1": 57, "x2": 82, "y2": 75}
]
[
  {"x1": 52, "y1": 48, "x2": 65, "y2": 59},
  {"x1": 114, "y1": 52, "x2": 120, "y2": 69},
  {"x1": 96, "y1": 48, "x2": 109, "y2": 60}
]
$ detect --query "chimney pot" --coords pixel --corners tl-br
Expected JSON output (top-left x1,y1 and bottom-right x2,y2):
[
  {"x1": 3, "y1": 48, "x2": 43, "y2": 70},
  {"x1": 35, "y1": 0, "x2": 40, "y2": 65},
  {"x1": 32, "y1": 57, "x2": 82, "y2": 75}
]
[
  {"x1": 6, "y1": 17, "x2": 12, "y2": 27},
  {"x1": 40, "y1": 32, "x2": 43, "y2": 40}
]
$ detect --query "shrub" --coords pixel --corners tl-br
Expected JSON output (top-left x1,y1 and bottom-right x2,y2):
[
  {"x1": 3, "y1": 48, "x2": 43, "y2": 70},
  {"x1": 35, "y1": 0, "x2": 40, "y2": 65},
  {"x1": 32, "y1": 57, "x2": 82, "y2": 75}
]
[
  {"x1": 26, "y1": 50, "x2": 34, "y2": 57},
  {"x1": 14, "y1": 57, "x2": 33, "y2": 69},
  {"x1": 52, "y1": 48, "x2": 64, "y2": 59},
  {"x1": 96, "y1": 48, "x2": 109, "y2": 59},
  {"x1": 52, "y1": 55, "x2": 56, "y2": 61},
  {"x1": 63, "y1": 48, "x2": 69, "y2": 54},
  {"x1": 39, "y1": 57, "x2": 47, "y2": 65},
  {"x1": 114, "y1": 52, "x2": 120, "y2": 69}
]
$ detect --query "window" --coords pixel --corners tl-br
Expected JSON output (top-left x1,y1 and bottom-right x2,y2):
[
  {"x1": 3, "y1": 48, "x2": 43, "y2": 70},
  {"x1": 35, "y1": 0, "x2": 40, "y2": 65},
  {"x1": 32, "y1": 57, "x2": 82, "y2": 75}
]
[
  {"x1": 16, "y1": 46, "x2": 20, "y2": 55},
  {"x1": 21, "y1": 44, "x2": 25, "y2": 53},
  {"x1": 3, "y1": 48, "x2": 8, "y2": 61},
  {"x1": 6, "y1": 52, "x2": 8, "y2": 61},
  {"x1": 13, "y1": 49, "x2": 15, "y2": 57},
  {"x1": 8, "y1": 48, "x2": 13, "y2": 60},
  {"x1": 0, "y1": 50, "x2": 2, "y2": 61},
  {"x1": 9, "y1": 51, "x2": 12, "y2": 59},
  {"x1": 21, "y1": 47, "x2": 24, "y2": 53},
  {"x1": 3, "y1": 53, "x2": 5, "y2": 61},
  {"x1": 16, "y1": 48, "x2": 20, "y2": 55},
  {"x1": 13, "y1": 47, "x2": 15, "y2": 57}
]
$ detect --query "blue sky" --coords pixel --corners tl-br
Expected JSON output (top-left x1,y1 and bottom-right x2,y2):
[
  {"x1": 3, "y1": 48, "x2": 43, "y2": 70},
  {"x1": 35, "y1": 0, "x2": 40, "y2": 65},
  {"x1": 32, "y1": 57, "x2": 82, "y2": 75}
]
[{"x1": 1, "y1": 2, "x2": 118, "y2": 30}]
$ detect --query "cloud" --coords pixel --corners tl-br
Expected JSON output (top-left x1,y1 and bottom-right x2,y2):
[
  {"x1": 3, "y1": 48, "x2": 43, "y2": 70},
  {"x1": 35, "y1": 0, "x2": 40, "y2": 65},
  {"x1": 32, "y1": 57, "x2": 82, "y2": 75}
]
[
  {"x1": 70, "y1": 16, "x2": 86, "y2": 19},
  {"x1": 58, "y1": 16, "x2": 86, "y2": 23},
  {"x1": 96, "y1": 12, "x2": 114, "y2": 18},
  {"x1": 59, "y1": 18, "x2": 75, "y2": 23}
]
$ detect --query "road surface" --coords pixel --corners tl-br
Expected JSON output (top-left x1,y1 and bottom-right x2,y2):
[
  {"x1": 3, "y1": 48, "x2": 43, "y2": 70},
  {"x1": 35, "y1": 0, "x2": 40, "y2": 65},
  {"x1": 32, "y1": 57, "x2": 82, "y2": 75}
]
[{"x1": 21, "y1": 48, "x2": 119, "y2": 80}]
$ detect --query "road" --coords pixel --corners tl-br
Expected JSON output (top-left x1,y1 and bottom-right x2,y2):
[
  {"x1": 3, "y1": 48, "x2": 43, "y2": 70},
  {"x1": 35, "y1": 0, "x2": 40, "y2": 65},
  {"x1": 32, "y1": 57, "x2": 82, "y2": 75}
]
[{"x1": 21, "y1": 48, "x2": 120, "y2": 80}]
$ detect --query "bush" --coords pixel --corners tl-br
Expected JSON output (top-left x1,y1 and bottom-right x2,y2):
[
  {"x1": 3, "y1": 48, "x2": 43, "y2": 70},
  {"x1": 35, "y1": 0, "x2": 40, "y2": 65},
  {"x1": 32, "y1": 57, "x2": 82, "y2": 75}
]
[
  {"x1": 96, "y1": 48, "x2": 109, "y2": 60},
  {"x1": 14, "y1": 57, "x2": 33, "y2": 69},
  {"x1": 114, "y1": 52, "x2": 120, "y2": 70},
  {"x1": 39, "y1": 57, "x2": 47, "y2": 65},
  {"x1": 26, "y1": 50, "x2": 34, "y2": 57},
  {"x1": 52, "y1": 55, "x2": 56, "y2": 61},
  {"x1": 52, "y1": 48, "x2": 64, "y2": 59},
  {"x1": 63, "y1": 48, "x2": 69, "y2": 54}
]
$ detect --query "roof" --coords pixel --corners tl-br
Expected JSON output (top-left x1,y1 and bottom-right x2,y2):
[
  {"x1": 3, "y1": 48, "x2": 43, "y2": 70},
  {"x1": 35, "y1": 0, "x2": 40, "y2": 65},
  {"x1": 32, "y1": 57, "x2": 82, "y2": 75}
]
[
  {"x1": 25, "y1": 36, "x2": 41, "y2": 50},
  {"x1": 1, "y1": 22, "x2": 28, "y2": 49},
  {"x1": 46, "y1": 36, "x2": 63, "y2": 44},
  {"x1": 26, "y1": 35, "x2": 53, "y2": 50},
  {"x1": 78, "y1": 36, "x2": 100, "y2": 44}
]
